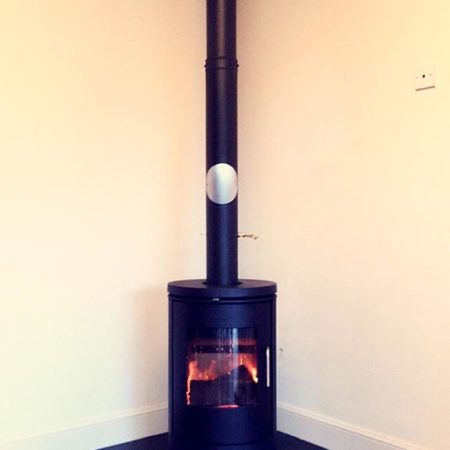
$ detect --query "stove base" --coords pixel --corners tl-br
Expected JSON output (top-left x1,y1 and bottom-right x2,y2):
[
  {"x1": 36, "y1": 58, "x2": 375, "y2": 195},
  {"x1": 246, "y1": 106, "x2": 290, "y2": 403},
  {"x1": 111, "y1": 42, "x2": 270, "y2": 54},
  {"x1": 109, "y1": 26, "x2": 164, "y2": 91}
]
[{"x1": 169, "y1": 438, "x2": 276, "y2": 450}]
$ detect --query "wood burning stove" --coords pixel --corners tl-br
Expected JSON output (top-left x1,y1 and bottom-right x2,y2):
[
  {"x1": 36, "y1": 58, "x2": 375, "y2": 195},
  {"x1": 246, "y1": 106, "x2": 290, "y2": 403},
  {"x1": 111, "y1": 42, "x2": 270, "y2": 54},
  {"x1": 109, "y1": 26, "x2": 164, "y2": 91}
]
[
  {"x1": 168, "y1": 2, "x2": 277, "y2": 449},
  {"x1": 169, "y1": 282, "x2": 276, "y2": 450}
]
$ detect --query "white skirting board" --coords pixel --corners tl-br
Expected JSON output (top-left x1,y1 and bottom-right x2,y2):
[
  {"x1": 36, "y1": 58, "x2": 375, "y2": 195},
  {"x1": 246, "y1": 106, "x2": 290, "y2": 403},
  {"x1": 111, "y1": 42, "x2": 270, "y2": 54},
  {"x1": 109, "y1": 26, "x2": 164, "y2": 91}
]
[
  {"x1": 277, "y1": 402, "x2": 429, "y2": 450},
  {"x1": 0, "y1": 404, "x2": 167, "y2": 450},
  {"x1": 1, "y1": 403, "x2": 428, "y2": 450}
]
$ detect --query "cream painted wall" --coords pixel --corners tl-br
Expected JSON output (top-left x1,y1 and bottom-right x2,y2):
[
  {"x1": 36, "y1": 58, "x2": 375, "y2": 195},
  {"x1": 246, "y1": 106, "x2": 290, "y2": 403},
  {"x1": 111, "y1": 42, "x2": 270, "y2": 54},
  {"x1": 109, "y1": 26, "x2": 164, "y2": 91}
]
[
  {"x1": 0, "y1": 0, "x2": 205, "y2": 444},
  {"x1": 238, "y1": 1, "x2": 449, "y2": 449},
  {"x1": 2, "y1": 1, "x2": 450, "y2": 449}
]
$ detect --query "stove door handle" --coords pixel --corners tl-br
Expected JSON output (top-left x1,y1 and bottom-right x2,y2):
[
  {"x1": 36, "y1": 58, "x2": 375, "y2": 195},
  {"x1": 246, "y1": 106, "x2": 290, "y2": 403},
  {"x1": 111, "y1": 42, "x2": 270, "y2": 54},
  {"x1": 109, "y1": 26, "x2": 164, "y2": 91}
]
[{"x1": 266, "y1": 346, "x2": 270, "y2": 388}]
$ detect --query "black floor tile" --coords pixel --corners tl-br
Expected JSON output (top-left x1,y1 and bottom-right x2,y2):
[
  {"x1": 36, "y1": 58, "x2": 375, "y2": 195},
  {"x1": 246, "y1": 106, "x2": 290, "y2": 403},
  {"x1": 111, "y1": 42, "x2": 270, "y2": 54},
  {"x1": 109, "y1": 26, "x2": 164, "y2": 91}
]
[{"x1": 99, "y1": 432, "x2": 326, "y2": 450}]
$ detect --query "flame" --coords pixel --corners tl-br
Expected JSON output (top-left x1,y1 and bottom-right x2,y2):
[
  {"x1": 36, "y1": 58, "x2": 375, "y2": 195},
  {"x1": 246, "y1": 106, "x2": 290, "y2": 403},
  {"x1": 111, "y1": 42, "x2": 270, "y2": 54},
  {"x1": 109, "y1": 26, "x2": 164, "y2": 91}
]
[
  {"x1": 186, "y1": 360, "x2": 195, "y2": 404},
  {"x1": 251, "y1": 367, "x2": 258, "y2": 383},
  {"x1": 187, "y1": 353, "x2": 258, "y2": 405},
  {"x1": 239, "y1": 354, "x2": 258, "y2": 383}
]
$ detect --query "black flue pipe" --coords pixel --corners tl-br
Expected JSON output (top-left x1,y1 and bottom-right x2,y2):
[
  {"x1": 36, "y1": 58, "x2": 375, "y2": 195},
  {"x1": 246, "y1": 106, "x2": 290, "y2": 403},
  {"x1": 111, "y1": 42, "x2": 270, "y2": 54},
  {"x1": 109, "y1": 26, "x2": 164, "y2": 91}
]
[{"x1": 206, "y1": 0, "x2": 238, "y2": 286}]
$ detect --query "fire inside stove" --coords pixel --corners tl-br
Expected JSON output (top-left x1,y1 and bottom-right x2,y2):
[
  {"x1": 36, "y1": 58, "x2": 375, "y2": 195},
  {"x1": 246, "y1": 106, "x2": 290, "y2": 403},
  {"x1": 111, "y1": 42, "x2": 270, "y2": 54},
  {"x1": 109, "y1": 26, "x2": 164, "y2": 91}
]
[{"x1": 186, "y1": 327, "x2": 258, "y2": 407}]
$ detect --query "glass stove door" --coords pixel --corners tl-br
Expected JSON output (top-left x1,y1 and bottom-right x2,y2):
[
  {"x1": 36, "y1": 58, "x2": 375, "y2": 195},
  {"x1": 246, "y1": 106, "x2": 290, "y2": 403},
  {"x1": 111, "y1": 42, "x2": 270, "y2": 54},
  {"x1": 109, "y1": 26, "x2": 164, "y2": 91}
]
[{"x1": 186, "y1": 327, "x2": 258, "y2": 408}]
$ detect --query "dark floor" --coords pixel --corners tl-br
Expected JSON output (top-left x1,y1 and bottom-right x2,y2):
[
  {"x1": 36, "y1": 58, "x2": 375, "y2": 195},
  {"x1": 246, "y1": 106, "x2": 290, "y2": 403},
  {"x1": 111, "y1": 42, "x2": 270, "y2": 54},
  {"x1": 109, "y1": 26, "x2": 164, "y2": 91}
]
[{"x1": 99, "y1": 432, "x2": 326, "y2": 450}]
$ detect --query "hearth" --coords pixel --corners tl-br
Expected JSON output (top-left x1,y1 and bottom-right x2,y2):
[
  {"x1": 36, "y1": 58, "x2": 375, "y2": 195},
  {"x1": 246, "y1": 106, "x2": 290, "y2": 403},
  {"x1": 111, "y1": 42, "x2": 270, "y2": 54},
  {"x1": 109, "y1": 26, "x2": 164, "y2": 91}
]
[{"x1": 168, "y1": 2, "x2": 277, "y2": 450}]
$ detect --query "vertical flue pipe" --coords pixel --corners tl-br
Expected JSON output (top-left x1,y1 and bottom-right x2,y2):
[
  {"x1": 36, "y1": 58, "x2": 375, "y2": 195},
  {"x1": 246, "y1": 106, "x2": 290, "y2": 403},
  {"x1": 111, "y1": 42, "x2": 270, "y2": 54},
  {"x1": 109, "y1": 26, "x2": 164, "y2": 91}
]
[{"x1": 205, "y1": 0, "x2": 238, "y2": 285}]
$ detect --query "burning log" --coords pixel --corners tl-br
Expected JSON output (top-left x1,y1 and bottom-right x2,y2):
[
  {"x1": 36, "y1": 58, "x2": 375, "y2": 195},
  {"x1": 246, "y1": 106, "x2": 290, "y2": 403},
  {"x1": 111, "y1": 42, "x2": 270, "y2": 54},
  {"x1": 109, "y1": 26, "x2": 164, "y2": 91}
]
[{"x1": 189, "y1": 365, "x2": 257, "y2": 406}]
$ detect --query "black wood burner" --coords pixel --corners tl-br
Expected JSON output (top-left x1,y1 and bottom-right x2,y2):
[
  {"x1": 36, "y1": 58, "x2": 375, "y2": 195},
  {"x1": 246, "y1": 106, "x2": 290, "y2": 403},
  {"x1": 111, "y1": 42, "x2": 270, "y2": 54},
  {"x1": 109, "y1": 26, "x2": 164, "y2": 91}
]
[
  {"x1": 169, "y1": 281, "x2": 276, "y2": 450},
  {"x1": 168, "y1": 2, "x2": 277, "y2": 449}
]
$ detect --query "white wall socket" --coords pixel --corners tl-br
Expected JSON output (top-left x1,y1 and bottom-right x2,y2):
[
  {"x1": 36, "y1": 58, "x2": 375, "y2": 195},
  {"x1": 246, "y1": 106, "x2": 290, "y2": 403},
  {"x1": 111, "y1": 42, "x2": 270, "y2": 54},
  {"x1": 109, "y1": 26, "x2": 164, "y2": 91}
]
[{"x1": 415, "y1": 69, "x2": 436, "y2": 91}]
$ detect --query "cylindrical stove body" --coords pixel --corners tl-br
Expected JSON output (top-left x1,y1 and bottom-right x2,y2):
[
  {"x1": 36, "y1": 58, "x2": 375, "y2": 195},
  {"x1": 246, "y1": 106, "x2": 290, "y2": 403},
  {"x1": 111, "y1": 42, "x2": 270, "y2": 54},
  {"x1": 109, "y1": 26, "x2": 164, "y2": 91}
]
[{"x1": 169, "y1": 281, "x2": 277, "y2": 450}]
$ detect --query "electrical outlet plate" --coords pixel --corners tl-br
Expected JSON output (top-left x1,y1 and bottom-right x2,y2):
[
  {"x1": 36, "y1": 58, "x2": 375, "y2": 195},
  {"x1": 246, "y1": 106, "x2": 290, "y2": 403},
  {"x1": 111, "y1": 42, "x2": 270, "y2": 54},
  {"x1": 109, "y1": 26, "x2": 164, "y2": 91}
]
[{"x1": 415, "y1": 69, "x2": 436, "y2": 91}]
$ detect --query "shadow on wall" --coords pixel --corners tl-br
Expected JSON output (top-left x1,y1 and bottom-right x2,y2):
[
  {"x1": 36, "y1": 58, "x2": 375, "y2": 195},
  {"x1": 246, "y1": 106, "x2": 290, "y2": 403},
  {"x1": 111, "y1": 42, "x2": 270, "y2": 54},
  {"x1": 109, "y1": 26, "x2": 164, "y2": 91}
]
[{"x1": 130, "y1": 287, "x2": 168, "y2": 410}]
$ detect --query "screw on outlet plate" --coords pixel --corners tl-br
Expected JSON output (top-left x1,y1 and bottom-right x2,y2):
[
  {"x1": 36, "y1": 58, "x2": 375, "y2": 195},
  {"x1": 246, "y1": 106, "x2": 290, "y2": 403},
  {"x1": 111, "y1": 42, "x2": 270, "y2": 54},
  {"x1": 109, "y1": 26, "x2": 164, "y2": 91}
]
[{"x1": 415, "y1": 69, "x2": 436, "y2": 91}]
